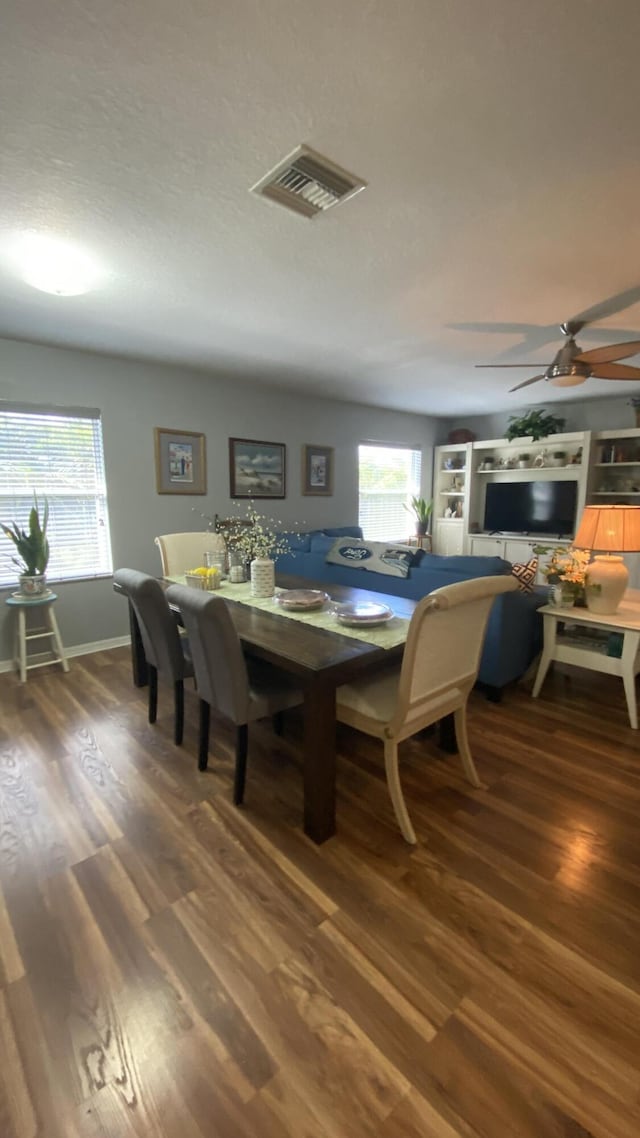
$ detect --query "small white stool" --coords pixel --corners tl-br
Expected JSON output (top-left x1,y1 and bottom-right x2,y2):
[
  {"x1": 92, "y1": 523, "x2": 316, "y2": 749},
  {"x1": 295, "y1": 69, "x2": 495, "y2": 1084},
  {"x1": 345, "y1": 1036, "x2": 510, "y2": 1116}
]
[{"x1": 5, "y1": 592, "x2": 69, "y2": 682}]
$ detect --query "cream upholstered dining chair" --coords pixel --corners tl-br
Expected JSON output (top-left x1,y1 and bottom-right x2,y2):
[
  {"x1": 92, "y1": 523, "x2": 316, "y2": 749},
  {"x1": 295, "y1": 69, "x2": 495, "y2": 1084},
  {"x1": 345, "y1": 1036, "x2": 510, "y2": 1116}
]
[
  {"x1": 166, "y1": 584, "x2": 303, "y2": 803},
  {"x1": 336, "y1": 575, "x2": 518, "y2": 844},
  {"x1": 113, "y1": 568, "x2": 195, "y2": 745},
  {"x1": 155, "y1": 531, "x2": 226, "y2": 577}
]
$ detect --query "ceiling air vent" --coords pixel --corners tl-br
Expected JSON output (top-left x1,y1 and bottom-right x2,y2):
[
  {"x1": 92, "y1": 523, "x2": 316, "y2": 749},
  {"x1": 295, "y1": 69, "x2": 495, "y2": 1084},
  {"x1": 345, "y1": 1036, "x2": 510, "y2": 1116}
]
[{"x1": 251, "y1": 145, "x2": 366, "y2": 218}]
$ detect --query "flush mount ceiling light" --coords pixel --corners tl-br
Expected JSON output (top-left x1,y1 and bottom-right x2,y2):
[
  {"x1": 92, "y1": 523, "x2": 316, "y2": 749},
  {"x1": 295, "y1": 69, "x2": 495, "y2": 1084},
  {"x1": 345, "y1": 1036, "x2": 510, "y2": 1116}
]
[
  {"x1": 251, "y1": 145, "x2": 366, "y2": 218},
  {"x1": 12, "y1": 233, "x2": 103, "y2": 296}
]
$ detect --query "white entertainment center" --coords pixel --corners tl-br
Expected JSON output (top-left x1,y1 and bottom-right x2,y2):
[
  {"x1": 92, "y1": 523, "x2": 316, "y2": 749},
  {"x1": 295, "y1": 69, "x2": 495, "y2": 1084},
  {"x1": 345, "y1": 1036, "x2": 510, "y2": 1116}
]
[{"x1": 432, "y1": 427, "x2": 640, "y2": 586}]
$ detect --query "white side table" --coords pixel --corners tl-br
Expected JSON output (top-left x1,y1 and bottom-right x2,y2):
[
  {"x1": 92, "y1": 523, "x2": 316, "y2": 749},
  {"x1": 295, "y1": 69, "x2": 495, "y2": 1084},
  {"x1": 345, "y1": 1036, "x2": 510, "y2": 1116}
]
[
  {"x1": 532, "y1": 591, "x2": 640, "y2": 728},
  {"x1": 5, "y1": 592, "x2": 69, "y2": 683}
]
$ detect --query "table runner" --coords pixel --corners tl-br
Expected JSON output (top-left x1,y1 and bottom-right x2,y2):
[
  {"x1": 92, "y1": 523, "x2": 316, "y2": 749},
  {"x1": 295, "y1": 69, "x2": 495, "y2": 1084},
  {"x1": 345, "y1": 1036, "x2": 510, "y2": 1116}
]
[{"x1": 167, "y1": 577, "x2": 410, "y2": 650}]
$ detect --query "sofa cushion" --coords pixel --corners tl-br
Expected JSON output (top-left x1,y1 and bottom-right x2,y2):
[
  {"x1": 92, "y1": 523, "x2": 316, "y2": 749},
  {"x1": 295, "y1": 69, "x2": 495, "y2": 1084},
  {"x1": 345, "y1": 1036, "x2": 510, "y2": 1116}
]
[
  {"x1": 321, "y1": 526, "x2": 364, "y2": 538},
  {"x1": 326, "y1": 537, "x2": 418, "y2": 578},
  {"x1": 279, "y1": 531, "x2": 312, "y2": 553},
  {"x1": 510, "y1": 557, "x2": 538, "y2": 593},
  {"x1": 417, "y1": 553, "x2": 512, "y2": 578}
]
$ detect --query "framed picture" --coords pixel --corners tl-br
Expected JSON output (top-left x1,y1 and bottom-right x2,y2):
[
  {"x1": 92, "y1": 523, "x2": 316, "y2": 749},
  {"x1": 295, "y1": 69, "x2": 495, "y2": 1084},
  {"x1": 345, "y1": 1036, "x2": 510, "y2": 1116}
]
[
  {"x1": 229, "y1": 437, "x2": 286, "y2": 498},
  {"x1": 302, "y1": 444, "x2": 334, "y2": 496},
  {"x1": 154, "y1": 427, "x2": 206, "y2": 495}
]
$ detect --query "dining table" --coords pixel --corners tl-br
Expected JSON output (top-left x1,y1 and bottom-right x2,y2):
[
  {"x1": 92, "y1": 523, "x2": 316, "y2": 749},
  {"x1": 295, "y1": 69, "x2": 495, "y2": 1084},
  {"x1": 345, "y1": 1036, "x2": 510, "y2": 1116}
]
[{"x1": 115, "y1": 572, "x2": 455, "y2": 844}]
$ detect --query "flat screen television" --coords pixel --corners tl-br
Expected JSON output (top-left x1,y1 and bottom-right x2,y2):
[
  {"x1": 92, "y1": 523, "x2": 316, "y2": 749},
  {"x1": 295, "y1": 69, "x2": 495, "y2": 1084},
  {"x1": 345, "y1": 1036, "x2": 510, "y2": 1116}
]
[{"x1": 483, "y1": 480, "x2": 577, "y2": 537}]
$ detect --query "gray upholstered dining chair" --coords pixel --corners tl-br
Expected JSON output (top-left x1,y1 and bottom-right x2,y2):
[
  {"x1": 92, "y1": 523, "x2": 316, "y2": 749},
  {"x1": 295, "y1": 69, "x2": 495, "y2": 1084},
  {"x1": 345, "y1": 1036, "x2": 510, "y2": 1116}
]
[
  {"x1": 336, "y1": 575, "x2": 518, "y2": 844},
  {"x1": 113, "y1": 568, "x2": 194, "y2": 744},
  {"x1": 166, "y1": 584, "x2": 303, "y2": 803}
]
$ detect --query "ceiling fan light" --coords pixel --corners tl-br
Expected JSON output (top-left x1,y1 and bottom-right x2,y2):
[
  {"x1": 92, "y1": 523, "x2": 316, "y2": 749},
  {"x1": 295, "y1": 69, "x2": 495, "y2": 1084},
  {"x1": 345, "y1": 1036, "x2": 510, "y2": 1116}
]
[
  {"x1": 550, "y1": 373, "x2": 586, "y2": 387},
  {"x1": 12, "y1": 232, "x2": 102, "y2": 296}
]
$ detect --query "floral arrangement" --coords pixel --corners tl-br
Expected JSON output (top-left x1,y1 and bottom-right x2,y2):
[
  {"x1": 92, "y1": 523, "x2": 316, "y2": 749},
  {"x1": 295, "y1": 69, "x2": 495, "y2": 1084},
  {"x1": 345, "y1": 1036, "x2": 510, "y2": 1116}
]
[
  {"x1": 533, "y1": 544, "x2": 592, "y2": 600},
  {"x1": 220, "y1": 502, "x2": 292, "y2": 562}
]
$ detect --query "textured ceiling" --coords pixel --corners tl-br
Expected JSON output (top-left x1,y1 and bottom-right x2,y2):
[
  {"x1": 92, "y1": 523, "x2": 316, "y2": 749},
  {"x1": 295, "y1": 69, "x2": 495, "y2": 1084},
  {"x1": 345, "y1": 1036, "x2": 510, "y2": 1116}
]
[{"x1": 2, "y1": 0, "x2": 640, "y2": 415}]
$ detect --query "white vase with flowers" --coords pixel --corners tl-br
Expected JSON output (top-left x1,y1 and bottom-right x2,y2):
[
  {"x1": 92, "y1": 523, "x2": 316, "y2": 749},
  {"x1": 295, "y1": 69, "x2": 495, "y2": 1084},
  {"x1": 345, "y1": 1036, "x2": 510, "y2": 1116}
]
[{"x1": 224, "y1": 503, "x2": 292, "y2": 598}]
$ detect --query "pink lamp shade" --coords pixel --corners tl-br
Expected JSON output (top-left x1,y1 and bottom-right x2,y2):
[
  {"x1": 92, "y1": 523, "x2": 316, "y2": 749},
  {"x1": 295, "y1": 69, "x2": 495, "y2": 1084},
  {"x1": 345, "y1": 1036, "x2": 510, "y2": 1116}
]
[{"x1": 574, "y1": 505, "x2": 640, "y2": 614}]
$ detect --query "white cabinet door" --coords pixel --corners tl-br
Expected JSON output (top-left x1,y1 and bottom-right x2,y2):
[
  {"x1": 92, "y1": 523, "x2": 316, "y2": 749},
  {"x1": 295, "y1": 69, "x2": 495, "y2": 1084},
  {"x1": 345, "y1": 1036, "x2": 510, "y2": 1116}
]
[
  {"x1": 469, "y1": 536, "x2": 504, "y2": 558},
  {"x1": 433, "y1": 521, "x2": 464, "y2": 557},
  {"x1": 504, "y1": 539, "x2": 540, "y2": 564}
]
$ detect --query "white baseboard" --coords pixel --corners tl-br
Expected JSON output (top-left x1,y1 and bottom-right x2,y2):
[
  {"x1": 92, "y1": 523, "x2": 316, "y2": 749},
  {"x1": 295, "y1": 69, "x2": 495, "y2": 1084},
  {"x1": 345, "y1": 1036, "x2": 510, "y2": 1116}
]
[{"x1": 0, "y1": 635, "x2": 130, "y2": 674}]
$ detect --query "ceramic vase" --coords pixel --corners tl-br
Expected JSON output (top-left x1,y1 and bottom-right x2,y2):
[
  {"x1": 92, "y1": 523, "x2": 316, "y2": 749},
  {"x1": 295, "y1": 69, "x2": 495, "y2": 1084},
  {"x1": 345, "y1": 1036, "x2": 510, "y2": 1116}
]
[
  {"x1": 19, "y1": 573, "x2": 48, "y2": 597},
  {"x1": 250, "y1": 558, "x2": 275, "y2": 597}
]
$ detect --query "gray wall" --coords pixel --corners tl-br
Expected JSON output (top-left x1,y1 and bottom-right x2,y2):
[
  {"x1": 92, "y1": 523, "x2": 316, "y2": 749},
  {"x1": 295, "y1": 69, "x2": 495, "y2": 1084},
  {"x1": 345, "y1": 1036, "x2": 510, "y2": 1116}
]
[
  {"x1": 440, "y1": 393, "x2": 637, "y2": 443},
  {"x1": 0, "y1": 336, "x2": 438, "y2": 662}
]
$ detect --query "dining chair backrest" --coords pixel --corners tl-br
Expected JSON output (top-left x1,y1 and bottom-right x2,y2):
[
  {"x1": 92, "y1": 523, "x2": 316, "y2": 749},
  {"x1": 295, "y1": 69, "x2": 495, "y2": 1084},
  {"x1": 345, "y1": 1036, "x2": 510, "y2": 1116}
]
[
  {"x1": 155, "y1": 532, "x2": 226, "y2": 577},
  {"x1": 388, "y1": 575, "x2": 518, "y2": 736},
  {"x1": 166, "y1": 585, "x2": 251, "y2": 724},
  {"x1": 113, "y1": 568, "x2": 188, "y2": 679}
]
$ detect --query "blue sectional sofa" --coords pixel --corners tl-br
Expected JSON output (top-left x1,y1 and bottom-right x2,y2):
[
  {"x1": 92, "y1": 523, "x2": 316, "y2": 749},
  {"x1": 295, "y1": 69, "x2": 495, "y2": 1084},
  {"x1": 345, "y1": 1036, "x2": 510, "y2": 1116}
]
[{"x1": 274, "y1": 526, "x2": 546, "y2": 697}]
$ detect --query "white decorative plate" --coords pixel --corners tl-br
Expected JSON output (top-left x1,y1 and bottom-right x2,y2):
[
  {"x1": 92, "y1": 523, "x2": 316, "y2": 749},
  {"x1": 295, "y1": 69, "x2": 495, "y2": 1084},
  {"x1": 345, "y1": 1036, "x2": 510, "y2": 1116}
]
[
  {"x1": 276, "y1": 589, "x2": 330, "y2": 611},
  {"x1": 334, "y1": 600, "x2": 394, "y2": 626}
]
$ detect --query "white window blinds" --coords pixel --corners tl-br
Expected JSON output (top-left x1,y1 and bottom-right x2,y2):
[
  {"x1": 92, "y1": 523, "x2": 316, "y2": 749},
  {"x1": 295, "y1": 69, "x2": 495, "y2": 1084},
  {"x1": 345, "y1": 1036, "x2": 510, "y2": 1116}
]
[
  {"x1": 358, "y1": 444, "x2": 422, "y2": 541},
  {"x1": 0, "y1": 404, "x2": 113, "y2": 586}
]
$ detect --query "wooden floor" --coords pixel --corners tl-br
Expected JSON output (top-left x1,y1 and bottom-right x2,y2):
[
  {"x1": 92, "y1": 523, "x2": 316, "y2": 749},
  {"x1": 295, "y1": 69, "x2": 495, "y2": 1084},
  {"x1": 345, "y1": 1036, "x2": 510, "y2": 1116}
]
[{"x1": 1, "y1": 648, "x2": 639, "y2": 1138}]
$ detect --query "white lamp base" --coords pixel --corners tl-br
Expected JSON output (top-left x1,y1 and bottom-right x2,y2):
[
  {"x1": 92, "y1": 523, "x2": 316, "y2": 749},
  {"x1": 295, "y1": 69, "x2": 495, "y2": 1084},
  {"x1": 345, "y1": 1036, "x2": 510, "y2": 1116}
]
[{"x1": 585, "y1": 555, "x2": 628, "y2": 614}]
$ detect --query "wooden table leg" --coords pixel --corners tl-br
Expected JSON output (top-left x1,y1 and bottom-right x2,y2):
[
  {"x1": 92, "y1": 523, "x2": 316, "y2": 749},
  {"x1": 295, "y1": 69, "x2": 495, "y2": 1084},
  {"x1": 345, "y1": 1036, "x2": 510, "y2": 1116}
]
[{"x1": 303, "y1": 680, "x2": 337, "y2": 844}]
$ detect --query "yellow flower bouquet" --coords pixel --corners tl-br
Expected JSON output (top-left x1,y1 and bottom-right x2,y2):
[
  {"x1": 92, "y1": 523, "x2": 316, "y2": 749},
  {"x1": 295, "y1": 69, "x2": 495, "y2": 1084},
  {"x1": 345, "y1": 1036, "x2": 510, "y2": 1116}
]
[{"x1": 534, "y1": 545, "x2": 592, "y2": 604}]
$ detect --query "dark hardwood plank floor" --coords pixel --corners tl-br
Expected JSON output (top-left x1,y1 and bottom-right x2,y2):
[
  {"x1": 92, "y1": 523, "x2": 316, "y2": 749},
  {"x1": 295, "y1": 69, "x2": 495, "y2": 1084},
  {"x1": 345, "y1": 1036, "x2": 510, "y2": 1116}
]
[{"x1": 1, "y1": 647, "x2": 639, "y2": 1137}]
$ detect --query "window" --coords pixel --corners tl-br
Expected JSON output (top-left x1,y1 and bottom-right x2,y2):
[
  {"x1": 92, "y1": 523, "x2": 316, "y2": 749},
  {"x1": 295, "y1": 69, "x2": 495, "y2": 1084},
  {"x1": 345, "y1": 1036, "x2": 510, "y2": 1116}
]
[
  {"x1": 0, "y1": 404, "x2": 113, "y2": 587},
  {"x1": 358, "y1": 443, "x2": 422, "y2": 541}
]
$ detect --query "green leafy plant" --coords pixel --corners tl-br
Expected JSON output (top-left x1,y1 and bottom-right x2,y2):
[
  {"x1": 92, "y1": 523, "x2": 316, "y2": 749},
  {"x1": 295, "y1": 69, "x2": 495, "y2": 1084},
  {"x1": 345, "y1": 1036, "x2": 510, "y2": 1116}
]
[
  {"x1": 404, "y1": 495, "x2": 433, "y2": 525},
  {"x1": 505, "y1": 408, "x2": 566, "y2": 443},
  {"x1": 1, "y1": 493, "x2": 50, "y2": 576}
]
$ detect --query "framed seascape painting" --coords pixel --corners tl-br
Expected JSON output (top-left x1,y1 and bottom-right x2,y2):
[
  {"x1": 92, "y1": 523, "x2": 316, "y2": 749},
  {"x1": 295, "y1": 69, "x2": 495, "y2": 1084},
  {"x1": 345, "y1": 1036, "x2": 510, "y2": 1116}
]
[
  {"x1": 154, "y1": 427, "x2": 206, "y2": 494},
  {"x1": 302, "y1": 444, "x2": 334, "y2": 496},
  {"x1": 229, "y1": 437, "x2": 286, "y2": 498}
]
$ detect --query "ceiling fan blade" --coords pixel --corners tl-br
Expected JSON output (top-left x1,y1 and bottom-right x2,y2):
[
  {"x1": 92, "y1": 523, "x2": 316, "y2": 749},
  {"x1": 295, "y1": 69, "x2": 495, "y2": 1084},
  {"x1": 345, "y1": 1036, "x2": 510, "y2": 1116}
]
[
  {"x1": 475, "y1": 363, "x2": 549, "y2": 369},
  {"x1": 448, "y1": 322, "x2": 538, "y2": 334},
  {"x1": 591, "y1": 363, "x2": 640, "y2": 380},
  {"x1": 508, "y1": 374, "x2": 546, "y2": 393},
  {"x1": 577, "y1": 339, "x2": 640, "y2": 365},
  {"x1": 570, "y1": 286, "x2": 640, "y2": 328}
]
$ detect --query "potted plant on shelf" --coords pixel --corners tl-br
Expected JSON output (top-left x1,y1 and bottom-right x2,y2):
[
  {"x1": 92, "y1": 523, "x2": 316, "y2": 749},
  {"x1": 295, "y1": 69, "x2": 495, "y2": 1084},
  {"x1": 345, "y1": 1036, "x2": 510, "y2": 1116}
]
[
  {"x1": 517, "y1": 453, "x2": 530, "y2": 468},
  {"x1": 505, "y1": 408, "x2": 566, "y2": 443},
  {"x1": 404, "y1": 495, "x2": 433, "y2": 536},
  {"x1": 1, "y1": 493, "x2": 50, "y2": 596}
]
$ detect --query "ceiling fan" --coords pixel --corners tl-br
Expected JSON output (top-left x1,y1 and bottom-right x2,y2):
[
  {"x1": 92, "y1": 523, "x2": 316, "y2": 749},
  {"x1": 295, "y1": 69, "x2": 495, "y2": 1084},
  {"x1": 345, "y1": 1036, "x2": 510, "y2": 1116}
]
[{"x1": 476, "y1": 320, "x2": 640, "y2": 393}]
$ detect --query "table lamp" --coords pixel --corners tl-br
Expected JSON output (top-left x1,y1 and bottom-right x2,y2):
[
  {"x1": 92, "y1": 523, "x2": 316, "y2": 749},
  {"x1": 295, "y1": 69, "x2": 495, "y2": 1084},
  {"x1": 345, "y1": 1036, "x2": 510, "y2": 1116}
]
[{"x1": 574, "y1": 505, "x2": 640, "y2": 614}]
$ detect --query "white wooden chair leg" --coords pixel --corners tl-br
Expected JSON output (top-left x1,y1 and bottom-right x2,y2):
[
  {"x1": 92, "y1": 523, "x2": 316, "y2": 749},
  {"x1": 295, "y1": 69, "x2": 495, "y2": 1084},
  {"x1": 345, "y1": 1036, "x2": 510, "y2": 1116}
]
[
  {"x1": 17, "y1": 608, "x2": 27, "y2": 683},
  {"x1": 47, "y1": 606, "x2": 69, "y2": 672},
  {"x1": 383, "y1": 738, "x2": 417, "y2": 845},
  {"x1": 453, "y1": 705, "x2": 480, "y2": 787}
]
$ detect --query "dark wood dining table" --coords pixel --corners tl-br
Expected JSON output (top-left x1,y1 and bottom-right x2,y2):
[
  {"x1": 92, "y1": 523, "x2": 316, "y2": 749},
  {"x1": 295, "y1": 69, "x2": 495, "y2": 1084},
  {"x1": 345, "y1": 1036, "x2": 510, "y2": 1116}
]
[{"x1": 116, "y1": 573, "x2": 453, "y2": 844}]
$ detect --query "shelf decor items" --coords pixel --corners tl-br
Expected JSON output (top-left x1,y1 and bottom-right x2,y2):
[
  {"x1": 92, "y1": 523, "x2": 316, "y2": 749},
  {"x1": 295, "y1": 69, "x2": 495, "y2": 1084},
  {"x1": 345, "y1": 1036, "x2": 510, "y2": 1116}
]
[{"x1": 505, "y1": 408, "x2": 566, "y2": 442}]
